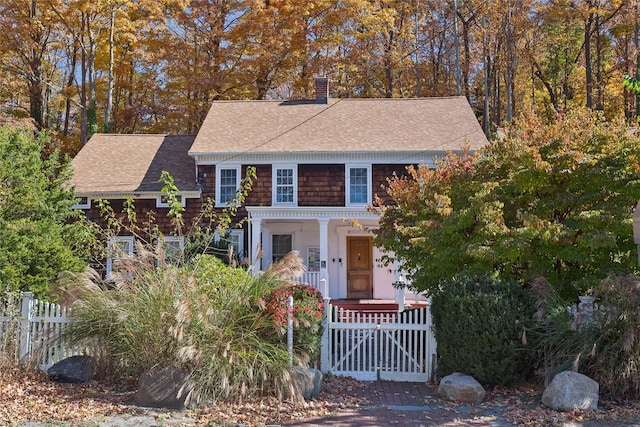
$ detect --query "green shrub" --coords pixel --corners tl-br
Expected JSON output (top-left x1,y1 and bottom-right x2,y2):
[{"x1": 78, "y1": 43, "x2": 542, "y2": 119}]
[
  {"x1": 532, "y1": 274, "x2": 640, "y2": 399},
  {"x1": 60, "y1": 248, "x2": 313, "y2": 403},
  {"x1": 431, "y1": 273, "x2": 535, "y2": 385}
]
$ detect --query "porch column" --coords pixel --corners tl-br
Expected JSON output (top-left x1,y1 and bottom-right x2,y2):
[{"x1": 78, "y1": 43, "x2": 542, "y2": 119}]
[
  {"x1": 250, "y1": 217, "x2": 262, "y2": 272},
  {"x1": 318, "y1": 217, "x2": 330, "y2": 297}
]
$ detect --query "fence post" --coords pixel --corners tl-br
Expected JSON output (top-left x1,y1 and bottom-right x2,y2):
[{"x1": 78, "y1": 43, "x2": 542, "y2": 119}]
[
  {"x1": 320, "y1": 278, "x2": 331, "y2": 373},
  {"x1": 394, "y1": 274, "x2": 406, "y2": 312},
  {"x1": 287, "y1": 295, "x2": 294, "y2": 366},
  {"x1": 19, "y1": 292, "x2": 34, "y2": 359}
]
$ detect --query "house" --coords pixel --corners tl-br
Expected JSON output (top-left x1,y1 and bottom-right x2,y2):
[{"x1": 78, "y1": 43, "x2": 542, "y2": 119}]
[{"x1": 70, "y1": 78, "x2": 489, "y2": 301}]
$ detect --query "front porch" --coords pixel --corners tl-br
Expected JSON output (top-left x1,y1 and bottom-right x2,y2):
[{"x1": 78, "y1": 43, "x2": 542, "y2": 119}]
[{"x1": 248, "y1": 206, "x2": 424, "y2": 302}]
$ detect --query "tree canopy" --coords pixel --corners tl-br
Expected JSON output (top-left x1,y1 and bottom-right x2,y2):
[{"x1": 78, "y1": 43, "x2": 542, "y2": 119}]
[
  {"x1": 0, "y1": 127, "x2": 86, "y2": 298},
  {"x1": 373, "y1": 109, "x2": 640, "y2": 298},
  {"x1": 1, "y1": 0, "x2": 640, "y2": 152}
]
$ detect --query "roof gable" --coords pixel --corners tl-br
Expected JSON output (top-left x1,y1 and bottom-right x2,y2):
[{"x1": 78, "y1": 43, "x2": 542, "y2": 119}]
[
  {"x1": 70, "y1": 134, "x2": 197, "y2": 196},
  {"x1": 190, "y1": 96, "x2": 487, "y2": 156}
]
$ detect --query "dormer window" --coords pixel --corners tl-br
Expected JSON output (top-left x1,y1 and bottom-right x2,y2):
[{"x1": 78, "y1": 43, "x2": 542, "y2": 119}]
[
  {"x1": 156, "y1": 194, "x2": 185, "y2": 208},
  {"x1": 216, "y1": 165, "x2": 241, "y2": 206},
  {"x1": 346, "y1": 165, "x2": 371, "y2": 205},
  {"x1": 73, "y1": 196, "x2": 91, "y2": 209},
  {"x1": 273, "y1": 165, "x2": 297, "y2": 205}
]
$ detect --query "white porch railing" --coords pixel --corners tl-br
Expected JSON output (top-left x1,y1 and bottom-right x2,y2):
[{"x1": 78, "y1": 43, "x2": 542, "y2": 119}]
[{"x1": 288, "y1": 271, "x2": 321, "y2": 289}]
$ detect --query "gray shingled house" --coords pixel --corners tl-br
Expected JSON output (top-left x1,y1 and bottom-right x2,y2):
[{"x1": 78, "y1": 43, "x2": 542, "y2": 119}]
[{"x1": 71, "y1": 78, "x2": 488, "y2": 300}]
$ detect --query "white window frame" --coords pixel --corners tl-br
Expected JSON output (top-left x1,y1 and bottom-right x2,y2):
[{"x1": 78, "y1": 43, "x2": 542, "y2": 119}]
[
  {"x1": 346, "y1": 164, "x2": 372, "y2": 206},
  {"x1": 216, "y1": 165, "x2": 241, "y2": 207},
  {"x1": 157, "y1": 235, "x2": 185, "y2": 265},
  {"x1": 214, "y1": 229, "x2": 245, "y2": 260},
  {"x1": 73, "y1": 196, "x2": 91, "y2": 209},
  {"x1": 272, "y1": 164, "x2": 298, "y2": 206},
  {"x1": 106, "y1": 236, "x2": 135, "y2": 276},
  {"x1": 156, "y1": 194, "x2": 185, "y2": 208}
]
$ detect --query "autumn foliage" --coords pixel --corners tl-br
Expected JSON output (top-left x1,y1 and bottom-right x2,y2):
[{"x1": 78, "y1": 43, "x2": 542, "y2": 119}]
[
  {"x1": 374, "y1": 108, "x2": 640, "y2": 298},
  {"x1": 2, "y1": 0, "x2": 640, "y2": 151}
]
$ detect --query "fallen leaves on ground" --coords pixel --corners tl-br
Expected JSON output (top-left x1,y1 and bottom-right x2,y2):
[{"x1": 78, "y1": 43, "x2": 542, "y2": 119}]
[
  {"x1": 0, "y1": 362, "x2": 132, "y2": 425},
  {"x1": 2, "y1": 361, "x2": 640, "y2": 427},
  {"x1": 452, "y1": 383, "x2": 640, "y2": 427},
  {"x1": 0, "y1": 365, "x2": 371, "y2": 426}
]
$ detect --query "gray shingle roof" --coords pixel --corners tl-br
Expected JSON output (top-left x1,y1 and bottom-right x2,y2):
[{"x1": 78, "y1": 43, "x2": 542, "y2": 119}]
[
  {"x1": 190, "y1": 96, "x2": 487, "y2": 155},
  {"x1": 70, "y1": 134, "x2": 197, "y2": 195}
]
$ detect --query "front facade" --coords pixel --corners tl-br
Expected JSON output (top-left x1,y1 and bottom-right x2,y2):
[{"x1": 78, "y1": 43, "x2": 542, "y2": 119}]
[{"x1": 71, "y1": 79, "x2": 488, "y2": 300}]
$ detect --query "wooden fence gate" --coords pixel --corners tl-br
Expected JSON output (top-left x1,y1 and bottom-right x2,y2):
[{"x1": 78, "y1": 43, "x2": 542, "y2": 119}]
[{"x1": 321, "y1": 303, "x2": 437, "y2": 382}]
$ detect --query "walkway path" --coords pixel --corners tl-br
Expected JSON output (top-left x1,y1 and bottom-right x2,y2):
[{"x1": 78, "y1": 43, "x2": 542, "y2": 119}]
[{"x1": 282, "y1": 381, "x2": 516, "y2": 427}]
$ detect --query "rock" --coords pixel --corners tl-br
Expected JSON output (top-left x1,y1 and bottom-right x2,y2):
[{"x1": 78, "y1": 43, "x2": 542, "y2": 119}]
[
  {"x1": 292, "y1": 366, "x2": 323, "y2": 400},
  {"x1": 438, "y1": 372, "x2": 486, "y2": 404},
  {"x1": 542, "y1": 371, "x2": 599, "y2": 411},
  {"x1": 136, "y1": 367, "x2": 197, "y2": 409},
  {"x1": 47, "y1": 355, "x2": 95, "y2": 383}
]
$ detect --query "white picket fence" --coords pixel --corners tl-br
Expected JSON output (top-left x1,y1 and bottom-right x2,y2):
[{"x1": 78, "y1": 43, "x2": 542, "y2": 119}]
[
  {"x1": 0, "y1": 292, "x2": 89, "y2": 370},
  {"x1": 320, "y1": 303, "x2": 437, "y2": 382},
  {"x1": 2, "y1": 290, "x2": 438, "y2": 383}
]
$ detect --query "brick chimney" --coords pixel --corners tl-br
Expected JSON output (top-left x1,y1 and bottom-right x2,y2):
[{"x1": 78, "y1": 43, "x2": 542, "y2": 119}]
[{"x1": 315, "y1": 76, "x2": 329, "y2": 104}]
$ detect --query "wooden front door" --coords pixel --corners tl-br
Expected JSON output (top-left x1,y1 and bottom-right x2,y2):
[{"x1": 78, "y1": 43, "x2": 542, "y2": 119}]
[{"x1": 347, "y1": 236, "x2": 373, "y2": 299}]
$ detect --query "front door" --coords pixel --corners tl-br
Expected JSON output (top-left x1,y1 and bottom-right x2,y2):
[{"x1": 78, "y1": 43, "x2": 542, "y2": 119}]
[{"x1": 347, "y1": 236, "x2": 373, "y2": 299}]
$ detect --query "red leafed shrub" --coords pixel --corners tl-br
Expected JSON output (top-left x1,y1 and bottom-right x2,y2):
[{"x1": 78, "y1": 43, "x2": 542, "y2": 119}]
[{"x1": 264, "y1": 283, "x2": 325, "y2": 364}]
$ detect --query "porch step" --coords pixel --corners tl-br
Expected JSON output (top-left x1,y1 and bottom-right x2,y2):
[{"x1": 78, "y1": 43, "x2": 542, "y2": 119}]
[
  {"x1": 330, "y1": 301, "x2": 400, "y2": 322},
  {"x1": 332, "y1": 302, "x2": 399, "y2": 313}
]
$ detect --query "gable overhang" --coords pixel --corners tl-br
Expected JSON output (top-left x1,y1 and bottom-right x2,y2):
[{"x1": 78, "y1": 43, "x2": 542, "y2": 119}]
[
  {"x1": 189, "y1": 150, "x2": 458, "y2": 167},
  {"x1": 73, "y1": 190, "x2": 202, "y2": 200}
]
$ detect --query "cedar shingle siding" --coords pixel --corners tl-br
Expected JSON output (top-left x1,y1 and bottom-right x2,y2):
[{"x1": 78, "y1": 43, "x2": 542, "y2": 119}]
[
  {"x1": 372, "y1": 164, "x2": 411, "y2": 205},
  {"x1": 299, "y1": 164, "x2": 345, "y2": 206},
  {"x1": 83, "y1": 198, "x2": 203, "y2": 237},
  {"x1": 244, "y1": 165, "x2": 272, "y2": 206}
]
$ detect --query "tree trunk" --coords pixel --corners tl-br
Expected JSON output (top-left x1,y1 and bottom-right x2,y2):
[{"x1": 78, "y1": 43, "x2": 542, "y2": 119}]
[
  {"x1": 595, "y1": 13, "x2": 603, "y2": 111},
  {"x1": 505, "y1": 1, "x2": 514, "y2": 121},
  {"x1": 483, "y1": 15, "x2": 490, "y2": 136},
  {"x1": 27, "y1": 0, "x2": 44, "y2": 128},
  {"x1": 453, "y1": 0, "x2": 462, "y2": 96},
  {"x1": 63, "y1": 43, "x2": 78, "y2": 137},
  {"x1": 636, "y1": 0, "x2": 640, "y2": 118},
  {"x1": 461, "y1": 14, "x2": 473, "y2": 100},
  {"x1": 104, "y1": 9, "x2": 115, "y2": 133},
  {"x1": 585, "y1": 6, "x2": 594, "y2": 109}
]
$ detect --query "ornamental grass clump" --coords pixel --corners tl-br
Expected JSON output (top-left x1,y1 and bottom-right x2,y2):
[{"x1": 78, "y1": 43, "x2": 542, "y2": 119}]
[
  {"x1": 532, "y1": 274, "x2": 640, "y2": 399},
  {"x1": 59, "y1": 245, "x2": 315, "y2": 403}
]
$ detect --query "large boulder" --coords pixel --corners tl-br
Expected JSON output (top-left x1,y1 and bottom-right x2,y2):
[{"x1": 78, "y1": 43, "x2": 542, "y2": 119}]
[
  {"x1": 542, "y1": 371, "x2": 599, "y2": 411},
  {"x1": 136, "y1": 367, "x2": 197, "y2": 409},
  {"x1": 48, "y1": 355, "x2": 95, "y2": 383},
  {"x1": 292, "y1": 366, "x2": 323, "y2": 400},
  {"x1": 438, "y1": 372, "x2": 486, "y2": 404}
]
